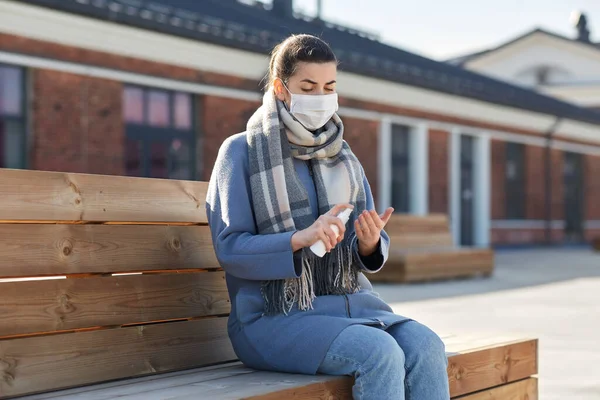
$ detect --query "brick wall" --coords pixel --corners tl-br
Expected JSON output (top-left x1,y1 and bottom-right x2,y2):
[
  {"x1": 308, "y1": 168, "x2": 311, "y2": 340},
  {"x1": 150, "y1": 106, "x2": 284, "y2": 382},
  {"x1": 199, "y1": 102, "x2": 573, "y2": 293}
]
[
  {"x1": 32, "y1": 69, "x2": 124, "y2": 175},
  {"x1": 525, "y1": 145, "x2": 546, "y2": 220},
  {"x1": 491, "y1": 139, "x2": 506, "y2": 220},
  {"x1": 201, "y1": 96, "x2": 260, "y2": 180},
  {"x1": 493, "y1": 146, "x2": 568, "y2": 245},
  {"x1": 585, "y1": 229, "x2": 600, "y2": 242},
  {"x1": 551, "y1": 149, "x2": 565, "y2": 221},
  {"x1": 491, "y1": 228, "x2": 565, "y2": 245},
  {"x1": 585, "y1": 154, "x2": 600, "y2": 220},
  {"x1": 342, "y1": 117, "x2": 380, "y2": 205},
  {"x1": 428, "y1": 129, "x2": 448, "y2": 214}
]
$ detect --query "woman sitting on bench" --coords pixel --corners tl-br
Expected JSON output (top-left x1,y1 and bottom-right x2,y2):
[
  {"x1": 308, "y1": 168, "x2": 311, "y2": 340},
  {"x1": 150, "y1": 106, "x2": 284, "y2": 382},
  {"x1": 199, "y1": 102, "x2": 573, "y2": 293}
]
[{"x1": 206, "y1": 33, "x2": 450, "y2": 400}]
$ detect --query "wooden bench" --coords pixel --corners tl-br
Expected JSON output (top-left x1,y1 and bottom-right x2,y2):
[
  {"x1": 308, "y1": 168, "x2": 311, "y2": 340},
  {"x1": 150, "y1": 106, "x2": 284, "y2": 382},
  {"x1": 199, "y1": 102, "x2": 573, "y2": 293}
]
[
  {"x1": 369, "y1": 214, "x2": 495, "y2": 283},
  {"x1": 0, "y1": 169, "x2": 536, "y2": 399}
]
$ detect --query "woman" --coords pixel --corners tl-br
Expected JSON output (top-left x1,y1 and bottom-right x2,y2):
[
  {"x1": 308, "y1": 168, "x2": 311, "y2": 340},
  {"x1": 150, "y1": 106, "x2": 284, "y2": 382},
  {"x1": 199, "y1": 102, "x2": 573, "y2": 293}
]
[{"x1": 206, "y1": 34, "x2": 450, "y2": 399}]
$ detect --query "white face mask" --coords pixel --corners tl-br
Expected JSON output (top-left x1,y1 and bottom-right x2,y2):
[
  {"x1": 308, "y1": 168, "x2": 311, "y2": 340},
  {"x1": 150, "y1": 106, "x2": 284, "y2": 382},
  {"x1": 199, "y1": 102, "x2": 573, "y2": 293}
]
[{"x1": 283, "y1": 84, "x2": 339, "y2": 131}]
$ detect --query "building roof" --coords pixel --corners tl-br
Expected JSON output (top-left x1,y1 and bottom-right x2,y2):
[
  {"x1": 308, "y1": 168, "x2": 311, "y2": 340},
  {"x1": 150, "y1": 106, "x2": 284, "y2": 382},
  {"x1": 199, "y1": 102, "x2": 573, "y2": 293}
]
[
  {"x1": 15, "y1": 0, "x2": 600, "y2": 126},
  {"x1": 446, "y1": 28, "x2": 600, "y2": 67}
]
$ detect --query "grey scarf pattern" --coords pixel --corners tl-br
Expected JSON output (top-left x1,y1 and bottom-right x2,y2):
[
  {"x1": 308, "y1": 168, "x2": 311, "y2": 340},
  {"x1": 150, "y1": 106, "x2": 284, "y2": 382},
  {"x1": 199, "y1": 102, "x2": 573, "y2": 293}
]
[{"x1": 246, "y1": 92, "x2": 367, "y2": 315}]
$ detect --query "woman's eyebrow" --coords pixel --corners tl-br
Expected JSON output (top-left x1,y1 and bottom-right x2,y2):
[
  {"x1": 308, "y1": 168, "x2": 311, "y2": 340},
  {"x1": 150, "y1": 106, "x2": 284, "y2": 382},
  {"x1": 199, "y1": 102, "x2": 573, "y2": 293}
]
[{"x1": 299, "y1": 79, "x2": 337, "y2": 85}]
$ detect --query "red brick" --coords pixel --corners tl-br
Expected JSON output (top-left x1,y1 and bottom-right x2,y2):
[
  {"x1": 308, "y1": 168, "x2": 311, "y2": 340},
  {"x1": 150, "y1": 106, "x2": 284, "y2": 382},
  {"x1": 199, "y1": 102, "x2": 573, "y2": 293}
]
[
  {"x1": 585, "y1": 229, "x2": 600, "y2": 242},
  {"x1": 551, "y1": 149, "x2": 564, "y2": 221},
  {"x1": 585, "y1": 155, "x2": 600, "y2": 220},
  {"x1": 491, "y1": 139, "x2": 506, "y2": 220},
  {"x1": 491, "y1": 227, "x2": 564, "y2": 245},
  {"x1": 525, "y1": 145, "x2": 546, "y2": 220},
  {"x1": 428, "y1": 129, "x2": 448, "y2": 214},
  {"x1": 201, "y1": 96, "x2": 260, "y2": 181},
  {"x1": 342, "y1": 117, "x2": 380, "y2": 206},
  {"x1": 32, "y1": 69, "x2": 124, "y2": 175}
]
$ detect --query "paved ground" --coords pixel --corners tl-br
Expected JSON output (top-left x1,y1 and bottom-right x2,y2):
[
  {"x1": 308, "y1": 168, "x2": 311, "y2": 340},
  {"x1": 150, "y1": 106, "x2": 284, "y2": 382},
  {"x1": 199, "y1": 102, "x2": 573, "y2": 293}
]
[{"x1": 372, "y1": 248, "x2": 600, "y2": 400}]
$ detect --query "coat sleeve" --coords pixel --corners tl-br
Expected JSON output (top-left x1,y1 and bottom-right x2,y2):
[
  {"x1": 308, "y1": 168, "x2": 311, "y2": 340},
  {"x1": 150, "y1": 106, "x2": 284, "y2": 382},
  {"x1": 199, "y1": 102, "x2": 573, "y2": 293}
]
[
  {"x1": 205, "y1": 136, "x2": 302, "y2": 281},
  {"x1": 350, "y1": 174, "x2": 391, "y2": 274}
]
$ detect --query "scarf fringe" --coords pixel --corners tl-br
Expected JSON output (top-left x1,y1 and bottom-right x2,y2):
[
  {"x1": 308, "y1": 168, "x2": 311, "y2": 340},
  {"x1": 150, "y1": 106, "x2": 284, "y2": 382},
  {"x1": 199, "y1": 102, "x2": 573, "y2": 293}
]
[{"x1": 262, "y1": 241, "x2": 360, "y2": 316}]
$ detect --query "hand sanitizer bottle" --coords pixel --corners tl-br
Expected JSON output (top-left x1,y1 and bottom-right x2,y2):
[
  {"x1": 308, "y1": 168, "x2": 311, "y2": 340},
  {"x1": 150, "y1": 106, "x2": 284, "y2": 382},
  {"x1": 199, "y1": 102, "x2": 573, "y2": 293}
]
[{"x1": 310, "y1": 208, "x2": 353, "y2": 257}]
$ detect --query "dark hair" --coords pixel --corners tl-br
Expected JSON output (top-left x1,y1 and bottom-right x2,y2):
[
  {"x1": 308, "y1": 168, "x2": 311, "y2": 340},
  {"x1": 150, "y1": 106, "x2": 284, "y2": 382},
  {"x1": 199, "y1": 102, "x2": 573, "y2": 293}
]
[{"x1": 264, "y1": 34, "x2": 337, "y2": 91}]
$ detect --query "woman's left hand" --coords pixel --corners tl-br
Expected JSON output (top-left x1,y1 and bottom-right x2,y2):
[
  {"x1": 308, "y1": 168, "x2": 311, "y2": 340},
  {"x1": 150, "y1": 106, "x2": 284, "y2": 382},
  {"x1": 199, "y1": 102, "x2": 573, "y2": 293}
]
[{"x1": 355, "y1": 207, "x2": 394, "y2": 256}]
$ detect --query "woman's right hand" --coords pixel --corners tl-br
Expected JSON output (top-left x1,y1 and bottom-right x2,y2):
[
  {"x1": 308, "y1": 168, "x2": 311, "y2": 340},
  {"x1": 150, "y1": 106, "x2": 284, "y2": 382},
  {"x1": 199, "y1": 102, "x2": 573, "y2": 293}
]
[{"x1": 291, "y1": 204, "x2": 354, "y2": 252}]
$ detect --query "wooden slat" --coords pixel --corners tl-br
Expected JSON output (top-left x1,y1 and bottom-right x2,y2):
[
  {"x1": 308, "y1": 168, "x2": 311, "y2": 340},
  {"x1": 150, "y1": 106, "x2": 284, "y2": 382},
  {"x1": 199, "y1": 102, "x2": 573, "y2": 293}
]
[
  {"x1": 447, "y1": 338, "x2": 538, "y2": 398},
  {"x1": 401, "y1": 248, "x2": 494, "y2": 281},
  {"x1": 0, "y1": 169, "x2": 208, "y2": 223},
  {"x1": 388, "y1": 233, "x2": 454, "y2": 248},
  {"x1": 0, "y1": 224, "x2": 218, "y2": 278},
  {"x1": 245, "y1": 376, "x2": 351, "y2": 400},
  {"x1": 369, "y1": 248, "x2": 494, "y2": 283},
  {"x1": 64, "y1": 371, "x2": 348, "y2": 400},
  {"x1": 453, "y1": 378, "x2": 538, "y2": 399},
  {"x1": 16, "y1": 364, "x2": 250, "y2": 400},
  {"x1": 0, "y1": 318, "x2": 236, "y2": 398},
  {"x1": 154, "y1": 372, "x2": 350, "y2": 400},
  {"x1": 12, "y1": 336, "x2": 538, "y2": 400},
  {"x1": 442, "y1": 334, "x2": 530, "y2": 351},
  {"x1": 385, "y1": 213, "x2": 449, "y2": 232},
  {"x1": 0, "y1": 271, "x2": 229, "y2": 337},
  {"x1": 384, "y1": 213, "x2": 452, "y2": 250}
]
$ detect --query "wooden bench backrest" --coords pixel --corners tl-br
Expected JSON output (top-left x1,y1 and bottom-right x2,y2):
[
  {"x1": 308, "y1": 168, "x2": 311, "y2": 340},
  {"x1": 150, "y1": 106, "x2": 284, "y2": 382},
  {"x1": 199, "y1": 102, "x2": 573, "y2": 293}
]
[
  {"x1": 385, "y1": 213, "x2": 454, "y2": 248},
  {"x1": 0, "y1": 169, "x2": 235, "y2": 399}
]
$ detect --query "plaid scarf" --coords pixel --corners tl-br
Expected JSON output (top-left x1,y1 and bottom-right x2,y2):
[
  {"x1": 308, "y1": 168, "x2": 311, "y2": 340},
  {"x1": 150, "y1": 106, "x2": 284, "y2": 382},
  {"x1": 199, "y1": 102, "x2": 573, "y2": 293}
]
[{"x1": 246, "y1": 92, "x2": 367, "y2": 315}]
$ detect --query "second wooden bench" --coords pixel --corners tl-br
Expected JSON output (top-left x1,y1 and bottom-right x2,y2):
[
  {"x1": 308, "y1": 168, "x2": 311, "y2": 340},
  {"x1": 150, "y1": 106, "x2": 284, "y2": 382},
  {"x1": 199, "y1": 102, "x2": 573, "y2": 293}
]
[{"x1": 370, "y1": 214, "x2": 495, "y2": 283}]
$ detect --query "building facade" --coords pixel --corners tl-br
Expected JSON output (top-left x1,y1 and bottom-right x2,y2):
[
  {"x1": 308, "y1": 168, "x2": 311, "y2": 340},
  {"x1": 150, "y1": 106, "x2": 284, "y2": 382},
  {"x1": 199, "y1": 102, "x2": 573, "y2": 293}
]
[
  {"x1": 1, "y1": 0, "x2": 599, "y2": 247},
  {"x1": 448, "y1": 14, "x2": 600, "y2": 109}
]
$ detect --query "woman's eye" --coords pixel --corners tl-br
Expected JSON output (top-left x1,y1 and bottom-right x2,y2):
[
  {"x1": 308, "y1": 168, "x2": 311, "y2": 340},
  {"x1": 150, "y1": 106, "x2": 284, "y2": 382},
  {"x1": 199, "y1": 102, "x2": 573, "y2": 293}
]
[{"x1": 301, "y1": 88, "x2": 312, "y2": 93}]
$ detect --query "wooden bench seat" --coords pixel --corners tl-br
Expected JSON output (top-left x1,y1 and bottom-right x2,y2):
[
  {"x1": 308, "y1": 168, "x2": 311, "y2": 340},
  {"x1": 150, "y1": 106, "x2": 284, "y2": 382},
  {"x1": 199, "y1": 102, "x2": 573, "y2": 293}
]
[
  {"x1": 17, "y1": 335, "x2": 538, "y2": 400},
  {"x1": 369, "y1": 214, "x2": 495, "y2": 283},
  {"x1": 0, "y1": 169, "x2": 529, "y2": 400}
]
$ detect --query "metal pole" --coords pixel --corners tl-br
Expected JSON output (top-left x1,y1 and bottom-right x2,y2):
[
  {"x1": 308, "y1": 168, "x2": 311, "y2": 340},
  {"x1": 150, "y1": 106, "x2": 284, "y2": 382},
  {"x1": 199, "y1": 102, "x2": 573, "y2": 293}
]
[{"x1": 316, "y1": 0, "x2": 323, "y2": 19}]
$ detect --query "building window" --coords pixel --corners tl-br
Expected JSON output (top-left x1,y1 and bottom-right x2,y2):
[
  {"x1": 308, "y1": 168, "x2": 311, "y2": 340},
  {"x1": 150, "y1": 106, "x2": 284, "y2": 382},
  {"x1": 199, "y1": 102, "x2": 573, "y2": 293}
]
[
  {"x1": 505, "y1": 142, "x2": 525, "y2": 219},
  {"x1": 123, "y1": 86, "x2": 196, "y2": 180},
  {"x1": 391, "y1": 124, "x2": 411, "y2": 213},
  {"x1": 0, "y1": 65, "x2": 27, "y2": 169}
]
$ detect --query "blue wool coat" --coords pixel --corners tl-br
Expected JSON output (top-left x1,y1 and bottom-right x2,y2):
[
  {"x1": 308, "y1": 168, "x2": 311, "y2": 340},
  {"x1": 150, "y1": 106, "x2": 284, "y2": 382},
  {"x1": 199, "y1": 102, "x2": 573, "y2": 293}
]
[{"x1": 206, "y1": 132, "x2": 410, "y2": 375}]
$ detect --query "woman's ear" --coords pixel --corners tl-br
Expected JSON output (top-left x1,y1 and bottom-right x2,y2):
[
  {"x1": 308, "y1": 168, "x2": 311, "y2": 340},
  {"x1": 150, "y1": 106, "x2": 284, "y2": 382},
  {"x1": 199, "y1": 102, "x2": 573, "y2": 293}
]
[{"x1": 273, "y1": 78, "x2": 286, "y2": 101}]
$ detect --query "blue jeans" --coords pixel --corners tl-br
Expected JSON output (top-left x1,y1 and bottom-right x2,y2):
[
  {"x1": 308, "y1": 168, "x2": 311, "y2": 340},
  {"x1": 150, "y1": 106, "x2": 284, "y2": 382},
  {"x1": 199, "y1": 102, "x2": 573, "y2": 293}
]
[{"x1": 317, "y1": 321, "x2": 450, "y2": 399}]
